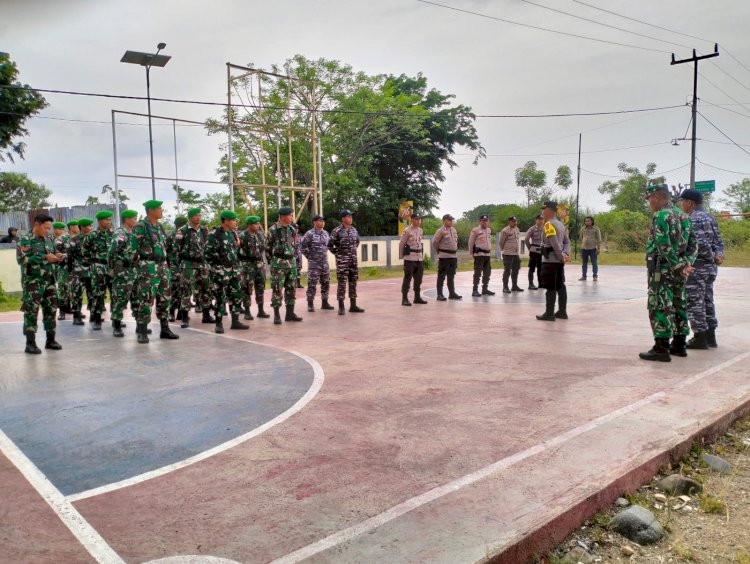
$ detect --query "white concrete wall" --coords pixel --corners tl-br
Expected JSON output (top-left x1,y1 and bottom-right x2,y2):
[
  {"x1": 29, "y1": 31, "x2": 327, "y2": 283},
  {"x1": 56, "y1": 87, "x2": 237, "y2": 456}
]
[{"x1": 0, "y1": 248, "x2": 21, "y2": 292}]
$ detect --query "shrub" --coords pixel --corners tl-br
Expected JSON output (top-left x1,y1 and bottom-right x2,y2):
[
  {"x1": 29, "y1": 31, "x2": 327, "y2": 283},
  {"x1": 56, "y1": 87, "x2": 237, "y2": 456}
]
[{"x1": 718, "y1": 219, "x2": 750, "y2": 250}]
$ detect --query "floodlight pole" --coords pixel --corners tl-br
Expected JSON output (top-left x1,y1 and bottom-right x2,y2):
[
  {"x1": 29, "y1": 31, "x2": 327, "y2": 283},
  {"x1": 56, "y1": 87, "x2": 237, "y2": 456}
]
[
  {"x1": 226, "y1": 63, "x2": 235, "y2": 211},
  {"x1": 111, "y1": 110, "x2": 121, "y2": 228}
]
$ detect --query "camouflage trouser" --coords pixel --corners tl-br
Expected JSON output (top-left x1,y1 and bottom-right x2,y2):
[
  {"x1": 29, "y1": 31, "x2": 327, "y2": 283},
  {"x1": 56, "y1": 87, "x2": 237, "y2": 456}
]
[
  {"x1": 270, "y1": 258, "x2": 296, "y2": 308},
  {"x1": 211, "y1": 266, "x2": 243, "y2": 317},
  {"x1": 56, "y1": 266, "x2": 70, "y2": 311},
  {"x1": 134, "y1": 261, "x2": 171, "y2": 324},
  {"x1": 110, "y1": 268, "x2": 138, "y2": 322},
  {"x1": 170, "y1": 264, "x2": 181, "y2": 311},
  {"x1": 83, "y1": 272, "x2": 93, "y2": 310},
  {"x1": 335, "y1": 254, "x2": 358, "y2": 300},
  {"x1": 89, "y1": 263, "x2": 110, "y2": 315},
  {"x1": 21, "y1": 273, "x2": 57, "y2": 333},
  {"x1": 647, "y1": 272, "x2": 689, "y2": 339},
  {"x1": 295, "y1": 253, "x2": 303, "y2": 280},
  {"x1": 306, "y1": 261, "x2": 330, "y2": 301},
  {"x1": 686, "y1": 266, "x2": 717, "y2": 333},
  {"x1": 178, "y1": 261, "x2": 212, "y2": 312},
  {"x1": 241, "y1": 261, "x2": 266, "y2": 308}
]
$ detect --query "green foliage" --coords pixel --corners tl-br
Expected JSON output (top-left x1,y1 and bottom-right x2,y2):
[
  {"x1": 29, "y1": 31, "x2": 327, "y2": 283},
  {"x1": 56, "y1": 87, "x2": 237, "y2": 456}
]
[
  {"x1": 594, "y1": 209, "x2": 650, "y2": 251},
  {"x1": 0, "y1": 280, "x2": 7, "y2": 303},
  {"x1": 721, "y1": 178, "x2": 750, "y2": 214},
  {"x1": 0, "y1": 171, "x2": 51, "y2": 212},
  {"x1": 172, "y1": 184, "x2": 205, "y2": 216},
  {"x1": 100, "y1": 184, "x2": 128, "y2": 204},
  {"x1": 718, "y1": 218, "x2": 750, "y2": 249},
  {"x1": 84, "y1": 195, "x2": 100, "y2": 206},
  {"x1": 514, "y1": 161, "x2": 572, "y2": 206},
  {"x1": 0, "y1": 53, "x2": 49, "y2": 163},
  {"x1": 597, "y1": 162, "x2": 657, "y2": 213},
  {"x1": 419, "y1": 216, "x2": 442, "y2": 235}
]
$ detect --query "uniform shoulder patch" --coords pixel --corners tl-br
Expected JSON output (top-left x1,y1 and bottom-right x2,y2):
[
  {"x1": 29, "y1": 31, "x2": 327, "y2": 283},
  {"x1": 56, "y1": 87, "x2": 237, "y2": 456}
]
[{"x1": 544, "y1": 221, "x2": 557, "y2": 237}]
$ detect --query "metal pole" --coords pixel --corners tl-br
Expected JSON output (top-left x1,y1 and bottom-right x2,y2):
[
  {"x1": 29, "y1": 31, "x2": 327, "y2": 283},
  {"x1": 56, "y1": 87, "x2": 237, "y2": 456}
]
[
  {"x1": 227, "y1": 63, "x2": 235, "y2": 211},
  {"x1": 111, "y1": 110, "x2": 121, "y2": 228},
  {"x1": 173, "y1": 119, "x2": 180, "y2": 214},
  {"x1": 574, "y1": 133, "x2": 581, "y2": 260},
  {"x1": 318, "y1": 137, "x2": 323, "y2": 216},
  {"x1": 146, "y1": 66, "x2": 156, "y2": 200},
  {"x1": 690, "y1": 57, "x2": 698, "y2": 189},
  {"x1": 276, "y1": 143, "x2": 282, "y2": 208}
]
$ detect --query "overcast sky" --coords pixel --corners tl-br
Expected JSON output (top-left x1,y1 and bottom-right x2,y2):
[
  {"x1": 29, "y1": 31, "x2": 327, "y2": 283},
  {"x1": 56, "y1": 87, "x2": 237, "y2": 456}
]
[{"x1": 2, "y1": 0, "x2": 750, "y2": 219}]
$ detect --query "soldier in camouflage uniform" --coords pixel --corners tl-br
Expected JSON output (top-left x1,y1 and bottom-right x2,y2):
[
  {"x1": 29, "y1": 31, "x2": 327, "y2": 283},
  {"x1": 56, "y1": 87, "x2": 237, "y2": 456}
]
[
  {"x1": 175, "y1": 208, "x2": 214, "y2": 328},
  {"x1": 108, "y1": 209, "x2": 139, "y2": 338},
  {"x1": 130, "y1": 200, "x2": 180, "y2": 343},
  {"x1": 82, "y1": 210, "x2": 114, "y2": 330},
  {"x1": 328, "y1": 209, "x2": 364, "y2": 315},
  {"x1": 300, "y1": 214, "x2": 334, "y2": 313},
  {"x1": 51, "y1": 222, "x2": 67, "y2": 320},
  {"x1": 266, "y1": 206, "x2": 303, "y2": 325},
  {"x1": 16, "y1": 214, "x2": 63, "y2": 354},
  {"x1": 205, "y1": 210, "x2": 249, "y2": 333},
  {"x1": 679, "y1": 188, "x2": 725, "y2": 350},
  {"x1": 667, "y1": 198, "x2": 698, "y2": 357},
  {"x1": 167, "y1": 216, "x2": 188, "y2": 322},
  {"x1": 67, "y1": 218, "x2": 93, "y2": 326},
  {"x1": 639, "y1": 184, "x2": 695, "y2": 362},
  {"x1": 57, "y1": 220, "x2": 79, "y2": 318},
  {"x1": 292, "y1": 220, "x2": 304, "y2": 289},
  {"x1": 239, "y1": 215, "x2": 271, "y2": 320}
]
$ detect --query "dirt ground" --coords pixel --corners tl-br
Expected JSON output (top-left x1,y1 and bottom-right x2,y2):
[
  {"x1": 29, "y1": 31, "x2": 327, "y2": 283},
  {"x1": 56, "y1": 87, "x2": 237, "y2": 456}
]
[{"x1": 542, "y1": 415, "x2": 750, "y2": 564}]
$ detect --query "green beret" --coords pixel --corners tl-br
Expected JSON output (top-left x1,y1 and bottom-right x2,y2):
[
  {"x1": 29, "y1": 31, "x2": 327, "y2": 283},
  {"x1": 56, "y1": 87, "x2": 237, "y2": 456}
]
[
  {"x1": 121, "y1": 210, "x2": 138, "y2": 219},
  {"x1": 78, "y1": 218, "x2": 94, "y2": 227},
  {"x1": 66, "y1": 220, "x2": 79, "y2": 227},
  {"x1": 645, "y1": 183, "x2": 669, "y2": 196},
  {"x1": 278, "y1": 206, "x2": 293, "y2": 216},
  {"x1": 175, "y1": 216, "x2": 188, "y2": 227},
  {"x1": 246, "y1": 215, "x2": 261, "y2": 224},
  {"x1": 187, "y1": 207, "x2": 202, "y2": 218},
  {"x1": 53, "y1": 222, "x2": 66, "y2": 229},
  {"x1": 143, "y1": 199, "x2": 163, "y2": 210},
  {"x1": 220, "y1": 210, "x2": 238, "y2": 221},
  {"x1": 95, "y1": 210, "x2": 113, "y2": 220}
]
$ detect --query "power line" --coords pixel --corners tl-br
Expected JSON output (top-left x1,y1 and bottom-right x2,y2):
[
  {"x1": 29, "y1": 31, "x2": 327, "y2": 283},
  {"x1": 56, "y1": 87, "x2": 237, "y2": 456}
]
[
  {"x1": 0, "y1": 110, "x2": 204, "y2": 127},
  {"x1": 723, "y1": 47, "x2": 750, "y2": 79},
  {"x1": 415, "y1": 0, "x2": 670, "y2": 53},
  {"x1": 701, "y1": 99, "x2": 750, "y2": 120},
  {"x1": 697, "y1": 110, "x2": 750, "y2": 159},
  {"x1": 697, "y1": 157, "x2": 750, "y2": 176},
  {"x1": 476, "y1": 141, "x2": 672, "y2": 157}
]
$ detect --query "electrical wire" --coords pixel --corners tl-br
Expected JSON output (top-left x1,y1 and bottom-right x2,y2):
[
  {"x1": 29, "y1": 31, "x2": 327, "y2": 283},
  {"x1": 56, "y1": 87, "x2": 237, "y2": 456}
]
[
  {"x1": 697, "y1": 157, "x2": 750, "y2": 176},
  {"x1": 696, "y1": 110, "x2": 750, "y2": 159}
]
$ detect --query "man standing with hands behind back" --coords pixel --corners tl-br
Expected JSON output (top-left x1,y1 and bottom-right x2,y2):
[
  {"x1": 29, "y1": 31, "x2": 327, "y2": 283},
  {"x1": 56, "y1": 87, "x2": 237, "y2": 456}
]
[
  {"x1": 432, "y1": 213, "x2": 461, "y2": 301},
  {"x1": 536, "y1": 202, "x2": 570, "y2": 322},
  {"x1": 399, "y1": 213, "x2": 426, "y2": 306},
  {"x1": 468, "y1": 214, "x2": 494, "y2": 297},
  {"x1": 499, "y1": 216, "x2": 523, "y2": 293}
]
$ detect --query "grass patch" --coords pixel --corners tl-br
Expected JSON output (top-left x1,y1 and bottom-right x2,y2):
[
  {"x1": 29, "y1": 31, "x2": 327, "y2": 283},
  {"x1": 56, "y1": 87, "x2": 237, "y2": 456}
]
[
  {"x1": 735, "y1": 552, "x2": 750, "y2": 564},
  {"x1": 0, "y1": 292, "x2": 22, "y2": 313},
  {"x1": 672, "y1": 540, "x2": 695, "y2": 561},
  {"x1": 626, "y1": 490, "x2": 651, "y2": 508},
  {"x1": 700, "y1": 493, "x2": 726, "y2": 515}
]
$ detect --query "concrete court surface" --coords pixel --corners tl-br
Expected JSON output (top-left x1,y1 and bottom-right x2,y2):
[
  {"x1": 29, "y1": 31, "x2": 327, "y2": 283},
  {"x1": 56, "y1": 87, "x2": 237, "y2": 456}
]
[{"x1": 1, "y1": 265, "x2": 749, "y2": 563}]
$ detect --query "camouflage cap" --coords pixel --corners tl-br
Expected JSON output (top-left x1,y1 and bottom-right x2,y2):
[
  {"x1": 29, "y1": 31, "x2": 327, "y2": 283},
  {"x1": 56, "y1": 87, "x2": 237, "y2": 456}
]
[
  {"x1": 246, "y1": 215, "x2": 261, "y2": 224},
  {"x1": 95, "y1": 210, "x2": 113, "y2": 220},
  {"x1": 53, "y1": 222, "x2": 66, "y2": 229},
  {"x1": 143, "y1": 199, "x2": 163, "y2": 209},
  {"x1": 187, "y1": 207, "x2": 202, "y2": 218},
  {"x1": 220, "y1": 210, "x2": 238, "y2": 221},
  {"x1": 121, "y1": 210, "x2": 138, "y2": 219},
  {"x1": 175, "y1": 216, "x2": 188, "y2": 227},
  {"x1": 66, "y1": 220, "x2": 79, "y2": 227},
  {"x1": 278, "y1": 206, "x2": 294, "y2": 217},
  {"x1": 78, "y1": 218, "x2": 94, "y2": 227}
]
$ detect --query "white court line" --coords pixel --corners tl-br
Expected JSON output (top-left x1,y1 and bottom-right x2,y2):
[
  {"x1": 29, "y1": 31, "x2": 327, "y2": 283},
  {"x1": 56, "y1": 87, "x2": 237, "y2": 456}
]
[
  {"x1": 270, "y1": 351, "x2": 750, "y2": 564},
  {"x1": 67, "y1": 329, "x2": 324, "y2": 502},
  {"x1": 0, "y1": 428, "x2": 125, "y2": 564}
]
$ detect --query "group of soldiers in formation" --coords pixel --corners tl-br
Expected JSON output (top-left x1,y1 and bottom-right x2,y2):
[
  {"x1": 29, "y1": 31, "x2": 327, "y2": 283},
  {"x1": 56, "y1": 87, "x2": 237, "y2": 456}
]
[
  {"x1": 15, "y1": 187, "x2": 725, "y2": 361},
  {"x1": 15, "y1": 201, "x2": 364, "y2": 354}
]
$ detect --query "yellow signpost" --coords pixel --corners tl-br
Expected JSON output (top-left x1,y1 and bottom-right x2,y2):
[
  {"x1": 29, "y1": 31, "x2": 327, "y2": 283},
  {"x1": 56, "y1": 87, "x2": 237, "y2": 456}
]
[{"x1": 398, "y1": 200, "x2": 414, "y2": 235}]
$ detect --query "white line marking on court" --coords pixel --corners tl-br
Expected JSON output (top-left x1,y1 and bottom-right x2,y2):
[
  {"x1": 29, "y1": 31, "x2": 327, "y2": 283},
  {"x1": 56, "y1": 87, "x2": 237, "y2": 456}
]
[
  {"x1": 67, "y1": 329, "x2": 325, "y2": 502},
  {"x1": 270, "y1": 351, "x2": 750, "y2": 564},
  {"x1": 0, "y1": 428, "x2": 125, "y2": 563}
]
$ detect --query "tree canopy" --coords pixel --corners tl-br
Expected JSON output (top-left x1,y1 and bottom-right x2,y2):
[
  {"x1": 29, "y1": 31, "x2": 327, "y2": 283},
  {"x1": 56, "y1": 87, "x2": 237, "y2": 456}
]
[
  {"x1": 514, "y1": 161, "x2": 572, "y2": 206},
  {"x1": 0, "y1": 53, "x2": 48, "y2": 163},
  {"x1": 597, "y1": 162, "x2": 657, "y2": 214},
  {"x1": 721, "y1": 178, "x2": 750, "y2": 214},
  {"x1": 0, "y1": 172, "x2": 51, "y2": 212}
]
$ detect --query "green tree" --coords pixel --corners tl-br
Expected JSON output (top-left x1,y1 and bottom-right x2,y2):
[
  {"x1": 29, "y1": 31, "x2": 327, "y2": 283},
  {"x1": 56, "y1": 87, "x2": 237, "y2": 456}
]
[
  {"x1": 172, "y1": 184, "x2": 203, "y2": 215},
  {"x1": 597, "y1": 162, "x2": 656, "y2": 213},
  {"x1": 100, "y1": 184, "x2": 129, "y2": 205},
  {"x1": 0, "y1": 171, "x2": 51, "y2": 212},
  {"x1": 84, "y1": 195, "x2": 100, "y2": 206},
  {"x1": 721, "y1": 178, "x2": 750, "y2": 214},
  {"x1": 515, "y1": 161, "x2": 572, "y2": 206},
  {"x1": 0, "y1": 53, "x2": 48, "y2": 163}
]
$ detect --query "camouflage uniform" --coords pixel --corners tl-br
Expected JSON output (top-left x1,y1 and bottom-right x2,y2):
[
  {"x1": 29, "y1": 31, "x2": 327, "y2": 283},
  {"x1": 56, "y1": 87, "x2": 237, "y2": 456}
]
[
  {"x1": 239, "y1": 228, "x2": 267, "y2": 312},
  {"x1": 166, "y1": 229, "x2": 182, "y2": 318},
  {"x1": 293, "y1": 224, "x2": 304, "y2": 287},
  {"x1": 685, "y1": 206, "x2": 724, "y2": 334},
  {"x1": 300, "y1": 227, "x2": 330, "y2": 302},
  {"x1": 131, "y1": 219, "x2": 172, "y2": 324},
  {"x1": 205, "y1": 227, "x2": 244, "y2": 316},
  {"x1": 108, "y1": 226, "x2": 138, "y2": 323},
  {"x1": 175, "y1": 224, "x2": 212, "y2": 314},
  {"x1": 66, "y1": 232, "x2": 86, "y2": 318},
  {"x1": 53, "y1": 232, "x2": 70, "y2": 313},
  {"x1": 16, "y1": 233, "x2": 57, "y2": 334},
  {"x1": 82, "y1": 228, "x2": 113, "y2": 319},
  {"x1": 328, "y1": 223, "x2": 360, "y2": 300},
  {"x1": 265, "y1": 222, "x2": 297, "y2": 308}
]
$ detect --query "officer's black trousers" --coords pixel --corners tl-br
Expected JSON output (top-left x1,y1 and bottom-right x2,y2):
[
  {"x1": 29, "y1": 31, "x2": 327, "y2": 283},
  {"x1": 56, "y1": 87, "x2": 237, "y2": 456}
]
[
  {"x1": 472, "y1": 255, "x2": 491, "y2": 289},
  {"x1": 528, "y1": 251, "x2": 542, "y2": 285},
  {"x1": 502, "y1": 255, "x2": 521, "y2": 288},
  {"x1": 402, "y1": 260, "x2": 424, "y2": 294},
  {"x1": 541, "y1": 262, "x2": 566, "y2": 313},
  {"x1": 437, "y1": 257, "x2": 457, "y2": 296}
]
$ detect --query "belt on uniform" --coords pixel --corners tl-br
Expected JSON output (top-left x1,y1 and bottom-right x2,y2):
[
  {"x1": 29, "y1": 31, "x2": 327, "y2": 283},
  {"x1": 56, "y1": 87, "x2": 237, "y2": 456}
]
[
  {"x1": 273, "y1": 253, "x2": 294, "y2": 259},
  {"x1": 438, "y1": 248, "x2": 457, "y2": 255},
  {"x1": 474, "y1": 250, "x2": 490, "y2": 254},
  {"x1": 181, "y1": 257, "x2": 204, "y2": 262},
  {"x1": 240, "y1": 257, "x2": 260, "y2": 262},
  {"x1": 92, "y1": 259, "x2": 108, "y2": 264}
]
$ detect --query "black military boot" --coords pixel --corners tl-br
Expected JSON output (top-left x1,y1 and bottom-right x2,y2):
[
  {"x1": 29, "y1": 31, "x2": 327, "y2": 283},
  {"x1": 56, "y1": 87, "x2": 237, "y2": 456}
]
[
  {"x1": 202, "y1": 308, "x2": 216, "y2": 324},
  {"x1": 482, "y1": 286, "x2": 496, "y2": 296},
  {"x1": 92, "y1": 312, "x2": 102, "y2": 331},
  {"x1": 402, "y1": 292, "x2": 412, "y2": 306},
  {"x1": 447, "y1": 282, "x2": 462, "y2": 300},
  {"x1": 349, "y1": 298, "x2": 365, "y2": 312},
  {"x1": 112, "y1": 319, "x2": 124, "y2": 338},
  {"x1": 180, "y1": 310, "x2": 190, "y2": 329},
  {"x1": 706, "y1": 328, "x2": 718, "y2": 348},
  {"x1": 471, "y1": 286, "x2": 481, "y2": 297},
  {"x1": 308, "y1": 299, "x2": 315, "y2": 313},
  {"x1": 273, "y1": 307, "x2": 282, "y2": 325},
  {"x1": 244, "y1": 304, "x2": 254, "y2": 320},
  {"x1": 45, "y1": 330, "x2": 62, "y2": 350},
  {"x1": 296, "y1": 277, "x2": 304, "y2": 289},
  {"x1": 686, "y1": 331, "x2": 709, "y2": 350},
  {"x1": 73, "y1": 311, "x2": 85, "y2": 326},
  {"x1": 502, "y1": 285, "x2": 511, "y2": 294},
  {"x1": 58, "y1": 309, "x2": 66, "y2": 321},
  {"x1": 511, "y1": 285, "x2": 524, "y2": 292},
  {"x1": 25, "y1": 330, "x2": 41, "y2": 354},
  {"x1": 670, "y1": 334, "x2": 688, "y2": 357},
  {"x1": 555, "y1": 287, "x2": 568, "y2": 319},
  {"x1": 285, "y1": 305, "x2": 303, "y2": 322},
  {"x1": 639, "y1": 338, "x2": 671, "y2": 362},
  {"x1": 338, "y1": 300, "x2": 346, "y2": 315},
  {"x1": 536, "y1": 291, "x2": 556, "y2": 321},
  {"x1": 159, "y1": 318, "x2": 179, "y2": 339},
  {"x1": 528, "y1": 276, "x2": 538, "y2": 290},
  {"x1": 230, "y1": 313, "x2": 250, "y2": 330},
  {"x1": 436, "y1": 284, "x2": 447, "y2": 301},
  {"x1": 168, "y1": 308, "x2": 176, "y2": 322},
  {"x1": 136, "y1": 323, "x2": 150, "y2": 344},
  {"x1": 215, "y1": 317, "x2": 225, "y2": 333},
  {"x1": 413, "y1": 293, "x2": 427, "y2": 305},
  {"x1": 256, "y1": 304, "x2": 271, "y2": 318},
  {"x1": 321, "y1": 299, "x2": 334, "y2": 310}
]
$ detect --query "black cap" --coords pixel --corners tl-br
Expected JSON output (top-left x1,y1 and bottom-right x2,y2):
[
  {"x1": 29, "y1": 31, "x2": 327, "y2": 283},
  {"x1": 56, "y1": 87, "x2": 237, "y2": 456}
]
[
  {"x1": 442, "y1": 213, "x2": 455, "y2": 221},
  {"x1": 535, "y1": 214, "x2": 544, "y2": 220},
  {"x1": 679, "y1": 188, "x2": 703, "y2": 204},
  {"x1": 339, "y1": 209, "x2": 353, "y2": 218},
  {"x1": 312, "y1": 214, "x2": 326, "y2": 222},
  {"x1": 411, "y1": 213, "x2": 421, "y2": 220},
  {"x1": 542, "y1": 201, "x2": 558, "y2": 211},
  {"x1": 508, "y1": 216, "x2": 518, "y2": 221},
  {"x1": 479, "y1": 214, "x2": 489, "y2": 221}
]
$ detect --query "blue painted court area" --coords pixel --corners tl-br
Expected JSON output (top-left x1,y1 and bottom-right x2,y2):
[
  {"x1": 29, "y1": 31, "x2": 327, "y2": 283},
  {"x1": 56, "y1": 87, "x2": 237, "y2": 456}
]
[{"x1": 0, "y1": 322, "x2": 315, "y2": 496}]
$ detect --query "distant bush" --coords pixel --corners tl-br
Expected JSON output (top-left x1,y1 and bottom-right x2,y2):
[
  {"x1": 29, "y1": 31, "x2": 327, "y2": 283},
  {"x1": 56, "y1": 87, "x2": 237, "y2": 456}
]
[{"x1": 718, "y1": 219, "x2": 750, "y2": 250}]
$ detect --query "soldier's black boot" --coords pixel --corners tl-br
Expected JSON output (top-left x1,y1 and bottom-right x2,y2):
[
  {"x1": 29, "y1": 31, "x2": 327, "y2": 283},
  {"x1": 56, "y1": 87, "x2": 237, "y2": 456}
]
[
  {"x1": 402, "y1": 292, "x2": 412, "y2": 306},
  {"x1": 273, "y1": 307, "x2": 282, "y2": 325},
  {"x1": 471, "y1": 286, "x2": 481, "y2": 297},
  {"x1": 285, "y1": 305, "x2": 303, "y2": 322},
  {"x1": 413, "y1": 293, "x2": 427, "y2": 305},
  {"x1": 244, "y1": 303, "x2": 254, "y2": 320},
  {"x1": 503, "y1": 285, "x2": 511, "y2": 294},
  {"x1": 92, "y1": 313, "x2": 102, "y2": 331},
  {"x1": 349, "y1": 298, "x2": 365, "y2": 312},
  {"x1": 706, "y1": 328, "x2": 718, "y2": 348},
  {"x1": 528, "y1": 275, "x2": 538, "y2": 290},
  {"x1": 73, "y1": 311, "x2": 85, "y2": 326},
  {"x1": 159, "y1": 318, "x2": 180, "y2": 339},
  {"x1": 555, "y1": 287, "x2": 568, "y2": 319},
  {"x1": 670, "y1": 334, "x2": 688, "y2": 357},
  {"x1": 308, "y1": 299, "x2": 315, "y2": 313},
  {"x1": 256, "y1": 304, "x2": 271, "y2": 318},
  {"x1": 168, "y1": 308, "x2": 176, "y2": 322},
  {"x1": 136, "y1": 323, "x2": 150, "y2": 344},
  {"x1": 201, "y1": 308, "x2": 216, "y2": 324},
  {"x1": 639, "y1": 338, "x2": 671, "y2": 362},
  {"x1": 482, "y1": 286, "x2": 496, "y2": 296},
  {"x1": 436, "y1": 283, "x2": 447, "y2": 301},
  {"x1": 296, "y1": 277, "x2": 304, "y2": 289},
  {"x1": 112, "y1": 320, "x2": 124, "y2": 338},
  {"x1": 338, "y1": 300, "x2": 346, "y2": 315},
  {"x1": 686, "y1": 331, "x2": 709, "y2": 350},
  {"x1": 215, "y1": 317, "x2": 225, "y2": 333},
  {"x1": 45, "y1": 331, "x2": 62, "y2": 350},
  {"x1": 58, "y1": 309, "x2": 65, "y2": 321},
  {"x1": 180, "y1": 310, "x2": 190, "y2": 329},
  {"x1": 25, "y1": 331, "x2": 41, "y2": 354},
  {"x1": 447, "y1": 281, "x2": 462, "y2": 300},
  {"x1": 230, "y1": 313, "x2": 250, "y2": 330},
  {"x1": 536, "y1": 291, "x2": 556, "y2": 321},
  {"x1": 321, "y1": 299, "x2": 334, "y2": 310}
]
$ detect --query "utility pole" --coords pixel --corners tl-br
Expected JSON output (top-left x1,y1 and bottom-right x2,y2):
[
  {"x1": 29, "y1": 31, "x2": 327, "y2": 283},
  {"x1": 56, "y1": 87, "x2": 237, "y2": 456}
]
[
  {"x1": 574, "y1": 133, "x2": 581, "y2": 260},
  {"x1": 671, "y1": 44, "x2": 719, "y2": 189}
]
